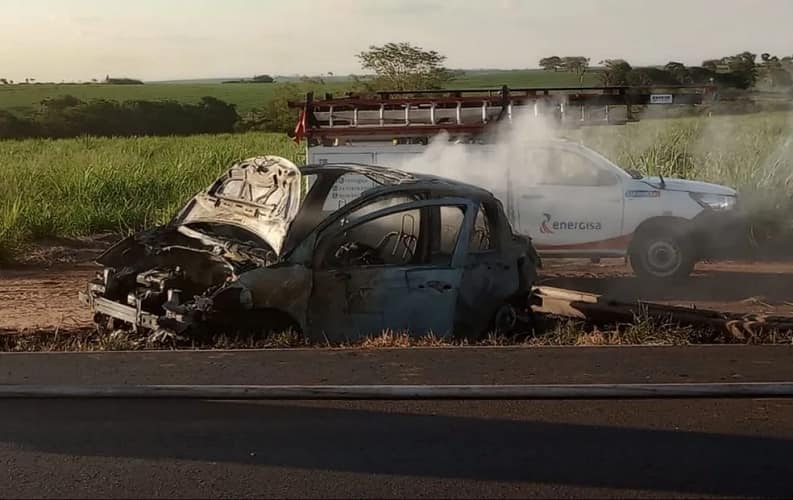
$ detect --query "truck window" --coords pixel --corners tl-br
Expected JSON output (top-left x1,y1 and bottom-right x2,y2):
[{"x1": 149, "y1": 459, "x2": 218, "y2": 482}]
[
  {"x1": 531, "y1": 148, "x2": 617, "y2": 187},
  {"x1": 322, "y1": 173, "x2": 379, "y2": 212}
]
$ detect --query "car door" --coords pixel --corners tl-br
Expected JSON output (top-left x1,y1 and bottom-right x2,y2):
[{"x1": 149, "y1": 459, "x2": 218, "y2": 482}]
[
  {"x1": 514, "y1": 146, "x2": 626, "y2": 255},
  {"x1": 455, "y1": 201, "x2": 521, "y2": 337},
  {"x1": 308, "y1": 197, "x2": 476, "y2": 343}
]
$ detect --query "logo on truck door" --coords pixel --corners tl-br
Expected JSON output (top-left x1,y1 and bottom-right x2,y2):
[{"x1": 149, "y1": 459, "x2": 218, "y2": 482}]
[
  {"x1": 540, "y1": 213, "x2": 555, "y2": 234},
  {"x1": 540, "y1": 213, "x2": 603, "y2": 234}
]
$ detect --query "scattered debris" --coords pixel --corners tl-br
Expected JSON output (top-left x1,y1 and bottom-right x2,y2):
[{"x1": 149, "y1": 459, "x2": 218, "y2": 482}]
[{"x1": 534, "y1": 286, "x2": 793, "y2": 341}]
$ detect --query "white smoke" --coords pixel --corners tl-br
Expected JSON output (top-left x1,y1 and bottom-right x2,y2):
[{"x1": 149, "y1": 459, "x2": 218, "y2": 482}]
[{"x1": 395, "y1": 105, "x2": 563, "y2": 201}]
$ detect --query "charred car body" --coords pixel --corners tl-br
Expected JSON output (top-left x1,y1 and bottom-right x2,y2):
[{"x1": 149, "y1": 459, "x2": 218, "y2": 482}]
[{"x1": 80, "y1": 156, "x2": 540, "y2": 342}]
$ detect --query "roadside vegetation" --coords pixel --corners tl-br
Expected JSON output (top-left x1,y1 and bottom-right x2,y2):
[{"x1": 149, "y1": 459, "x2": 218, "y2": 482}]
[
  {"x1": 1, "y1": 112, "x2": 791, "y2": 264},
  {"x1": 0, "y1": 133, "x2": 300, "y2": 263},
  {"x1": 2, "y1": 311, "x2": 790, "y2": 352},
  {"x1": 1, "y1": 42, "x2": 792, "y2": 262}
]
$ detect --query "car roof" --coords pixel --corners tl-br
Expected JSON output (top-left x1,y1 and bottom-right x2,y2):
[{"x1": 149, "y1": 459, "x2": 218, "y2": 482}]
[{"x1": 299, "y1": 162, "x2": 497, "y2": 200}]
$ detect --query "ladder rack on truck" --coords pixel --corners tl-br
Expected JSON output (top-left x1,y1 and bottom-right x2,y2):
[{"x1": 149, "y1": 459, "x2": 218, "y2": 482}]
[{"x1": 289, "y1": 84, "x2": 717, "y2": 145}]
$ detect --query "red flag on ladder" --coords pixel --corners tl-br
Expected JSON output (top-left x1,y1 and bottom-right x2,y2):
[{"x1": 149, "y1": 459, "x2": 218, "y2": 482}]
[{"x1": 293, "y1": 110, "x2": 307, "y2": 145}]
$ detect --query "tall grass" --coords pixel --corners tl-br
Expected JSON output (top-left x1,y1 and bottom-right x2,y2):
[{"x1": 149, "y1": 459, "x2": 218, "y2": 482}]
[
  {"x1": 0, "y1": 112, "x2": 791, "y2": 263},
  {"x1": 0, "y1": 133, "x2": 299, "y2": 262},
  {"x1": 574, "y1": 111, "x2": 793, "y2": 203}
]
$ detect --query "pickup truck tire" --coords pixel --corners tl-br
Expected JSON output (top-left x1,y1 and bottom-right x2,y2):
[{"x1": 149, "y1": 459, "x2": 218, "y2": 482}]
[{"x1": 629, "y1": 226, "x2": 696, "y2": 281}]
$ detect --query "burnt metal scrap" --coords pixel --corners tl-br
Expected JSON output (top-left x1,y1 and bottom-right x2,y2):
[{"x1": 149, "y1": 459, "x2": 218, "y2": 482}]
[
  {"x1": 534, "y1": 286, "x2": 793, "y2": 339},
  {"x1": 80, "y1": 156, "x2": 541, "y2": 342}
]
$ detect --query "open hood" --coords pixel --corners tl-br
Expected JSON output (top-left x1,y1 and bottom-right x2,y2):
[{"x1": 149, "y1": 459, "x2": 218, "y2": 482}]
[{"x1": 172, "y1": 156, "x2": 302, "y2": 255}]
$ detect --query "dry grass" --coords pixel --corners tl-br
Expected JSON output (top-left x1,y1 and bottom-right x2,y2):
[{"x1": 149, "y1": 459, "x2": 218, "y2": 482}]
[{"x1": 1, "y1": 313, "x2": 791, "y2": 353}]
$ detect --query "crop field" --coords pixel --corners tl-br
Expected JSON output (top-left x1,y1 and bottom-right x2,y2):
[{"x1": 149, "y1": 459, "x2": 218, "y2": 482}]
[
  {"x1": 0, "y1": 133, "x2": 301, "y2": 262},
  {"x1": 0, "y1": 82, "x2": 345, "y2": 116},
  {"x1": 0, "y1": 69, "x2": 600, "y2": 115},
  {"x1": 0, "y1": 111, "x2": 791, "y2": 263}
]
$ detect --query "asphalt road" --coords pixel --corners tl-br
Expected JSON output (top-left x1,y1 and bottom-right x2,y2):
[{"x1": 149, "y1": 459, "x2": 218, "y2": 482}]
[{"x1": 2, "y1": 346, "x2": 793, "y2": 499}]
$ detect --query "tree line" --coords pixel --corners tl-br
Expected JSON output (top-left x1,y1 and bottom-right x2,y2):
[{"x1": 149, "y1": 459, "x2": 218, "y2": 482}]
[
  {"x1": 540, "y1": 52, "x2": 793, "y2": 90},
  {"x1": 2, "y1": 43, "x2": 792, "y2": 140},
  {"x1": 0, "y1": 75, "x2": 144, "y2": 85},
  {"x1": 0, "y1": 95, "x2": 239, "y2": 139}
]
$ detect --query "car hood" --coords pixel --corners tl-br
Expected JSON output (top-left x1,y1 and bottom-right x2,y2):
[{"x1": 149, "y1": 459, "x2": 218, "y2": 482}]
[
  {"x1": 640, "y1": 177, "x2": 737, "y2": 196},
  {"x1": 172, "y1": 156, "x2": 302, "y2": 256}
]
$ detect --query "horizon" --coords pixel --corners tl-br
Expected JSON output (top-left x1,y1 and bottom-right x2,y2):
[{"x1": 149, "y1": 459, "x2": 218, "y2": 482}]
[{"x1": 2, "y1": 0, "x2": 792, "y2": 82}]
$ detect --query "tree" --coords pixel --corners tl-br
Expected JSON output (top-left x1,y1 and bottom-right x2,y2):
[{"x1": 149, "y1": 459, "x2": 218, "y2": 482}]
[
  {"x1": 105, "y1": 77, "x2": 144, "y2": 85},
  {"x1": 561, "y1": 56, "x2": 590, "y2": 85},
  {"x1": 599, "y1": 59, "x2": 632, "y2": 86},
  {"x1": 356, "y1": 42, "x2": 453, "y2": 90},
  {"x1": 0, "y1": 78, "x2": 7, "y2": 85},
  {"x1": 686, "y1": 66, "x2": 715, "y2": 84},
  {"x1": 299, "y1": 75, "x2": 325, "y2": 85},
  {"x1": 627, "y1": 67, "x2": 679, "y2": 86},
  {"x1": 539, "y1": 56, "x2": 563, "y2": 72},
  {"x1": 664, "y1": 61, "x2": 691, "y2": 84},
  {"x1": 723, "y1": 51, "x2": 758, "y2": 89},
  {"x1": 252, "y1": 74, "x2": 274, "y2": 83},
  {"x1": 239, "y1": 83, "x2": 305, "y2": 134},
  {"x1": 759, "y1": 53, "x2": 793, "y2": 88},
  {"x1": 702, "y1": 59, "x2": 720, "y2": 72}
]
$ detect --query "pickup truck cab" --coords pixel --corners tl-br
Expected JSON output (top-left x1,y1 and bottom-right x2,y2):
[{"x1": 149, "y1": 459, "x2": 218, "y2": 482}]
[{"x1": 306, "y1": 139, "x2": 746, "y2": 280}]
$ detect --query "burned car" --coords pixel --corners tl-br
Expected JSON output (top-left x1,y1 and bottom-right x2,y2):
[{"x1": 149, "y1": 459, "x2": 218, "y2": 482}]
[{"x1": 80, "y1": 156, "x2": 540, "y2": 342}]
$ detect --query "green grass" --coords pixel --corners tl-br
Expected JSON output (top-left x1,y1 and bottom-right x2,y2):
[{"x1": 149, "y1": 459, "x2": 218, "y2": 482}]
[
  {"x1": 0, "y1": 70, "x2": 599, "y2": 115},
  {"x1": 0, "y1": 132, "x2": 300, "y2": 262},
  {"x1": 0, "y1": 82, "x2": 349, "y2": 116},
  {"x1": 0, "y1": 112, "x2": 791, "y2": 263},
  {"x1": 576, "y1": 112, "x2": 792, "y2": 185}
]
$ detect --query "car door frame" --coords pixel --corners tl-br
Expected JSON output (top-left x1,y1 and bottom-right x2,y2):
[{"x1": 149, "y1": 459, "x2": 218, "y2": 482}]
[{"x1": 306, "y1": 196, "x2": 479, "y2": 343}]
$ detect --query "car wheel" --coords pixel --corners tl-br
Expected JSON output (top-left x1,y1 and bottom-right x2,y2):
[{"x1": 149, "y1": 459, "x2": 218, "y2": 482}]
[
  {"x1": 493, "y1": 303, "x2": 518, "y2": 335},
  {"x1": 629, "y1": 227, "x2": 696, "y2": 281}
]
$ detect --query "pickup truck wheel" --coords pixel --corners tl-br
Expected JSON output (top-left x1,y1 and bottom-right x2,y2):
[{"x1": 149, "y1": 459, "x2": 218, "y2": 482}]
[{"x1": 629, "y1": 227, "x2": 696, "y2": 281}]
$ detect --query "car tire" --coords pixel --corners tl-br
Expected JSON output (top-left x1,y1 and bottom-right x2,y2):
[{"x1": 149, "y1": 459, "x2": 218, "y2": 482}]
[
  {"x1": 629, "y1": 226, "x2": 696, "y2": 281},
  {"x1": 493, "y1": 303, "x2": 518, "y2": 335}
]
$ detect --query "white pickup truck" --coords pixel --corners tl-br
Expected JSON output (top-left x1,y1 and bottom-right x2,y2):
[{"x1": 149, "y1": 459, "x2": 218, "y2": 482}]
[{"x1": 305, "y1": 139, "x2": 747, "y2": 280}]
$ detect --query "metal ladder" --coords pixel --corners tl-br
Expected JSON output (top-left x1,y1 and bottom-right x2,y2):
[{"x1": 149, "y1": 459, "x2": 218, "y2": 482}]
[{"x1": 290, "y1": 85, "x2": 716, "y2": 143}]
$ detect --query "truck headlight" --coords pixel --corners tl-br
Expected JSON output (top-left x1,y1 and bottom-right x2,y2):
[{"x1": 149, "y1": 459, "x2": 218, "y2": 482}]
[{"x1": 690, "y1": 193, "x2": 737, "y2": 211}]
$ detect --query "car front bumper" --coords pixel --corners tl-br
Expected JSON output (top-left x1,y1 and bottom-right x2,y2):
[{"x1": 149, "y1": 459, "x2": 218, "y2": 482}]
[{"x1": 79, "y1": 287, "x2": 197, "y2": 334}]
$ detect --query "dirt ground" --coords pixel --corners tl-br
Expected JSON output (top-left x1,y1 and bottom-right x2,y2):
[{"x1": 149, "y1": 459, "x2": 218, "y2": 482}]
[{"x1": 2, "y1": 236, "x2": 793, "y2": 333}]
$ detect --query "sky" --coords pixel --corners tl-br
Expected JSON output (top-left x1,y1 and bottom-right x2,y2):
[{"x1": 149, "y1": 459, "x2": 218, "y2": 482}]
[{"x1": 1, "y1": 0, "x2": 792, "y2": 82}]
